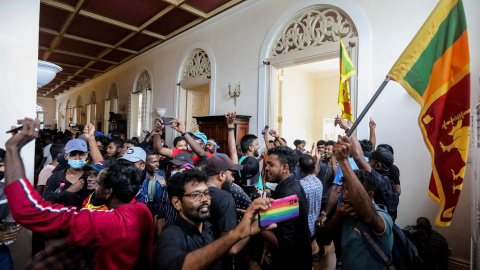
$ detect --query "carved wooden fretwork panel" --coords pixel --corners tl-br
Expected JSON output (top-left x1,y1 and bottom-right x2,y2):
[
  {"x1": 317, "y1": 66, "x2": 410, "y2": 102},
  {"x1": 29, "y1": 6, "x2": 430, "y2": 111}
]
[
  {"x1": 136, "y1": 71, "x2": 151, "y2": 92},
  {"x1": 36, "y1": 104, "x2": 44, "y2": 112},
  {"x1": 190, "y1": 92, "x2": 208, "y2": 132},
  {"x1": 183, "y1": 50, "x2": 211, "y2": 79},
  {"x1": 108, "y1": 84, "x2": 118, "y2": 100},
  {"x1": 271, "y1": 6, "x2": 357, "y2": 57},
  {"x1": 90, "y1": 91, "x2": 96, "y2": 104}
]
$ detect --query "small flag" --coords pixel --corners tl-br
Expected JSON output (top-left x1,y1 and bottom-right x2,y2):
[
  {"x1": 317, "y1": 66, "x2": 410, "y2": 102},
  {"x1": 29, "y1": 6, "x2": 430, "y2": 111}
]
[
  {"x1": 339, "y1": 40, "x2": 356, "y2": 123},
  {"x1": 388, "y1": 0, "x2": 470, "y2": 226}
]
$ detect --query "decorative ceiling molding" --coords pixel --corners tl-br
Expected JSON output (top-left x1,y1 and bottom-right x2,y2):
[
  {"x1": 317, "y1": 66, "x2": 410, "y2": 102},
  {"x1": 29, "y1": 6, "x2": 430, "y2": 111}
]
[{"x1": 270, "y1": 5, "x2": 358, "y2": 58}]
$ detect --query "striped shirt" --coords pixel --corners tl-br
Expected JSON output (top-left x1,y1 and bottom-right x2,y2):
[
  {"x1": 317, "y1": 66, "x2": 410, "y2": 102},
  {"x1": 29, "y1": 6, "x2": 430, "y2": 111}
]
[{"x1": 300, "y1": 174, "x2": 323, "y2": 236}]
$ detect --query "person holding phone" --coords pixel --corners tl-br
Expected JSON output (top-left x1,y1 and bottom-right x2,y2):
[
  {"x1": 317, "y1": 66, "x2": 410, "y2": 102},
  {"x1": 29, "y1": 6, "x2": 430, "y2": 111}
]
[{"x1": 262, "y1": 146, "x2": 312, "y2": 269}]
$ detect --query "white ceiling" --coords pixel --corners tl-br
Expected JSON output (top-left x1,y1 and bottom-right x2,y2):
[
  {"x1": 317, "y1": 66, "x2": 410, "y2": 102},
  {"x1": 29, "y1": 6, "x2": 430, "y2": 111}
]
[{"x1": 287, "y1": 57, "x2": 339, "y2": 78}]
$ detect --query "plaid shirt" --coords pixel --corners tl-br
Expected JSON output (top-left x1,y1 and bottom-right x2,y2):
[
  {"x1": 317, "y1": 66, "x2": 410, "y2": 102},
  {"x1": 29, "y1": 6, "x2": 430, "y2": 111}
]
[
  {"x1": 300, "y1": 174, "x2": 323, "y2": 236},
  {"x1": 25, "y1": 242, "x2": 94, "y2": 270}
]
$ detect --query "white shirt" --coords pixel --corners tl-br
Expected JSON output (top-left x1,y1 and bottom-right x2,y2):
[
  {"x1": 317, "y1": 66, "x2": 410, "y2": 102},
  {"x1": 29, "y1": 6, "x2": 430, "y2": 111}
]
[{"x1": 43, "y1": 144, "x2": 52, "y2": 168}]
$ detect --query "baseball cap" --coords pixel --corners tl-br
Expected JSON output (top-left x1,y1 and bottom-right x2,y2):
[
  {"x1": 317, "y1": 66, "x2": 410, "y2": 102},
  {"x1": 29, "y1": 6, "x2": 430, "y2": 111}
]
[
  {"x1": 187, "y1": 132, "x2": 207, "y2": 144},
  {"x1": 94, "y1": 131, "x2": 104, "y2": 136},
  {"x1": 168, "y1": 151, "x2": 194, "y2": 166},
  {"x1": 205, "y1": 155, "x2": 243, "y2": 176},
  {"x1": 370, "y1": 147, "x2": 394, "y2": 168},
  {"x1": 118, "y1": 147, "x2": 146, "y2": 163},
  {"x1": 65, "y1": 139, "x2": 88, "y2": 153},
  {"x1": 82, "y1": 163, "x2": 103, "y2": 173},
  {"x1": 239, "y1": 156, "x2": 260, "y2": 186}
]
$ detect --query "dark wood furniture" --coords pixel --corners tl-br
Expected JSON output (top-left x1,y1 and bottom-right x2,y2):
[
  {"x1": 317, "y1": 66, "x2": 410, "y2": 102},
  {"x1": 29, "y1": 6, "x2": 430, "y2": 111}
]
[{"x1": 193, "y1": 115, "x2": 251, "y2": 157}]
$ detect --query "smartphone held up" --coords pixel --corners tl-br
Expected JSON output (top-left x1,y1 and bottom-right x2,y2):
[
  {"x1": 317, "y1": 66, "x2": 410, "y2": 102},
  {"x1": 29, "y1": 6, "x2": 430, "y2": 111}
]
[{"x1": 258, "y1": 195, "x2": 299, "y2": 228}]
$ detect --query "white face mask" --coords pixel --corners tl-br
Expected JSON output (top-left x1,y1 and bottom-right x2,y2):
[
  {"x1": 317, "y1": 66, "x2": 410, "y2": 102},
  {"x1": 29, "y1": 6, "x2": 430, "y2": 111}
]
[{"x1": 170, "y1": 171, "x2": 180, "y2": 176}]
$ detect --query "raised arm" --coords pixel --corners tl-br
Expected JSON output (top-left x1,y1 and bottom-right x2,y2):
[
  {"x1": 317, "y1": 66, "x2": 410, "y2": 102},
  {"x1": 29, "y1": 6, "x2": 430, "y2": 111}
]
[
  {"x1": 84, "y1": 123, "x2": 103, "y2": 164},
  {"x1": 269, "y1": 130, "x2": 286, "y2": 146},
  {"x1": 262, "y1": 130, "x2": 272, "y2": 151},
  {"x1": 349, "y1": 134, "x2": 371, "y2": 172},
  {"x1": 225, "y1": 112, "x2": 238, "y2": 164},
  {"x1": 170, "y1": 118, "x2": 209, "y2": 159},
  {"x1": 334, "y1": 136, "x2": 385, "y2": 234},
  {"x1": 153, "y1": 120, "x2": 173, "y2": 159},
  {"x1": 369, "y1": 118, "x2": 376, "y2": 151}
]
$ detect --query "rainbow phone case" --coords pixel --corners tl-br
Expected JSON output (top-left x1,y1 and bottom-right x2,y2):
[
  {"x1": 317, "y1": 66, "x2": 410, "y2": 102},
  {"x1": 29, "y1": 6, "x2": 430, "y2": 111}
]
[{"x1": 258, "y1": 195, "x2": 299, "y2": 228}]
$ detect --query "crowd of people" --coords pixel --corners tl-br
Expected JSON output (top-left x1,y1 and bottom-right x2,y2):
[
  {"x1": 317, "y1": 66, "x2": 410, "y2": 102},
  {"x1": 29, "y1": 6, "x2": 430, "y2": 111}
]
[{"x1": 0, "y1": 113, "x2": 449, "y2": 270}]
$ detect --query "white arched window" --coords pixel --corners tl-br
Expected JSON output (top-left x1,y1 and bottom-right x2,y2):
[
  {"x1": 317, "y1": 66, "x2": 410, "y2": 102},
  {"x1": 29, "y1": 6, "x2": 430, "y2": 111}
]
[
  {"x1": 130, "y1": 71, "x2": 152, "y2": 139},
  {"x1": 36, "y1": 104, "x2": 44, "y2": 129},
  {"x1": 86, "y1": 91, "x2": 96, "y2": 125}
]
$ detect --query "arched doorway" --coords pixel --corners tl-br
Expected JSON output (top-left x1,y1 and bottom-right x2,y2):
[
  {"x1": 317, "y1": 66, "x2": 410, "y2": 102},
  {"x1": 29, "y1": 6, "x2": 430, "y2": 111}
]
[
  {"x1": 57, "y1": 101, "x2": 63, "y2": 131},
  {"x1": 130, "y1": 70, "x2": 152, "y2": 139},
  {"x1": 263, "y1": 5, "x2": 359, "y2": 146},
  {"x1": 178, "y1": 49, "x2": 211, "y2": 132},
  {"x1": 75, "y1": 94, "x2": 82, "y2": 124},
  {"x1": 104, "y1": 83, "x2": 118, "y2": 134},
  {"x1": 86, "y1": 91, "x2": 96, "y2": 126},
  {"x1": 65, "y1": 99, "x2": 72, "y2": 127},
  {"x1": 36, "y1": 104, "x2": 45, "y2": 129}
]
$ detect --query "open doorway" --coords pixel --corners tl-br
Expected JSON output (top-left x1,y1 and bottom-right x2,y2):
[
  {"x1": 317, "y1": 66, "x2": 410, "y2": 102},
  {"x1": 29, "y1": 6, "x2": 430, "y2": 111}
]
[
  {"x1": 277, "y1": 58, "x2": 346, "y2": 147},
  {"x1": 178, "y1": 83, "x2": 210, "y2": 132}
]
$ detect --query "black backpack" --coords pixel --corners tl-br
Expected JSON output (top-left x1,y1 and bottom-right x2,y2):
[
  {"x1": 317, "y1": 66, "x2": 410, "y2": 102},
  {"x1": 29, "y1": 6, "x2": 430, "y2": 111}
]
[{"x1": 356, "y1": 205, "x2": 422, "y2": 270}]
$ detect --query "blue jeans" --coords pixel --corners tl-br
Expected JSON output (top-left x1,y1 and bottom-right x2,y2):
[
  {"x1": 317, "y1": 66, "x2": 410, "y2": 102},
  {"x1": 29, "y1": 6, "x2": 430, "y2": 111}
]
[{"x1": 0, "y1": 245, "x2": 13, "y2": 270}]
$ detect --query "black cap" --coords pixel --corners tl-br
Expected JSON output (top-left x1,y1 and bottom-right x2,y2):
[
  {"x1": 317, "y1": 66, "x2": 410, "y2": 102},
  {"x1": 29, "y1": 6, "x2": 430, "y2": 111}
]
[
  {"x1": 370, "y1": 147, "x2": 394, "y2": 168},
  {"x1": 168, "y1": 151, "x2": 194, "y2": 166},
  {"x1": 205, "y1": 155, "x2": 243, "y2": 176},
  {"x1": 240, "y1": 157, "x2": 260, "y2": 187}
]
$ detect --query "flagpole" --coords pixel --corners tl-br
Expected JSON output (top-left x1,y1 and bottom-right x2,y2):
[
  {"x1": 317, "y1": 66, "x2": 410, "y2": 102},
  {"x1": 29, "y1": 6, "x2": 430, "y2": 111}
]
[{"x1": 346, "y1": 76, "x2": 391, "y2": 137}]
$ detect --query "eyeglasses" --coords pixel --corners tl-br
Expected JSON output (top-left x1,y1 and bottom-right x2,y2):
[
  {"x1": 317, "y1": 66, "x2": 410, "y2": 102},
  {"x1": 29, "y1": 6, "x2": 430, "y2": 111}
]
[{"x1": 182, "y1": 190, "x2": 210, "y2": 202}]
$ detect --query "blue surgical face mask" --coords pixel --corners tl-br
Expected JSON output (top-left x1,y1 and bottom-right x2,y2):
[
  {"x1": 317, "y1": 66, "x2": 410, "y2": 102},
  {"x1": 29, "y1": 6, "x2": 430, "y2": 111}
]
[{"x1": 68, "y1": 159, "x2": 86, "y2": 169}]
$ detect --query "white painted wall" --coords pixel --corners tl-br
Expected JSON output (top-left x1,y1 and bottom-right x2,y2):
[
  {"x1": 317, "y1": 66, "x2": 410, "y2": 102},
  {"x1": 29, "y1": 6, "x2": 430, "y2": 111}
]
[{"x1": 50, "y1": 0, "x2": 480, "y2": 265}]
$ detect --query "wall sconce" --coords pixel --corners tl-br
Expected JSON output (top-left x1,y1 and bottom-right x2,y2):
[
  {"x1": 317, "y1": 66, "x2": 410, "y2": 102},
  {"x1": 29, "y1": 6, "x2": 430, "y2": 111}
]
[{"x1": 228, "y1": 82, "x2": 241, "y2": 106}]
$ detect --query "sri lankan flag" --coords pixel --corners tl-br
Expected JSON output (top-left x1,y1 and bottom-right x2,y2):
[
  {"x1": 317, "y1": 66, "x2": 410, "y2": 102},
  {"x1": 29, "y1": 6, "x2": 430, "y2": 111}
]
[
  {"x1": 339, "y1": 40, "x2": 356, "y2": 123},
  {"x1": 388, "y1": 0, "x2": 470, "y2": 226}
]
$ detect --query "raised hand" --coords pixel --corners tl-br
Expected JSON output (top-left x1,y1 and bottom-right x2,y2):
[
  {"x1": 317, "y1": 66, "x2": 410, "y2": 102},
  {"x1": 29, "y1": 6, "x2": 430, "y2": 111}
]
[
  {"x1": 333, "y1": 135, "x2": 351, "y2": 161},
  {"x1": 154, "y1": 119, "x2": 165, "y2": 135},
  {"x1": 369, "y1": 118, "x2": 376, "y2": 130},
  {"x1": 5, "y1": 118, "x2": 40, "y2": 150},
  {"x1": 170, "y1": 118, "x2": 185, "y2": 134},
  {"x1": 268, "y1": 130, "x2": 279, "y2": 139},
  {"x1": 84, "y1": 123, "x2": 95, "y2": 140},
  {"x1": 334, "y1": 117, "x2": 349, "y2": 131},
  {"x1": 234, "y1": 198, "x2": 276, "y2": 239},
  {"x1": 225, "y1": 112, "x2": 236, "y2": 128}
]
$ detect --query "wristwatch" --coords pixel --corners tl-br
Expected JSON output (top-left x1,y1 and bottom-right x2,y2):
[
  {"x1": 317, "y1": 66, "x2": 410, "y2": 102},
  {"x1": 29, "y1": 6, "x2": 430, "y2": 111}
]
[
  {"x1": 320, "y1": 211, "x2": 327, "y2": 216},
  {"x1": 181, "y1": 131, "x2": 188, "y2": 136}
]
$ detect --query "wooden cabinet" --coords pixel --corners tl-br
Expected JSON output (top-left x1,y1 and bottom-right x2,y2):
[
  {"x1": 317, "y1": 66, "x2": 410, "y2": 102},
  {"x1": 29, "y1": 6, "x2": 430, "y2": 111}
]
[{"x1": 193, "y1": 115, "x2": 251, "y2": 157}]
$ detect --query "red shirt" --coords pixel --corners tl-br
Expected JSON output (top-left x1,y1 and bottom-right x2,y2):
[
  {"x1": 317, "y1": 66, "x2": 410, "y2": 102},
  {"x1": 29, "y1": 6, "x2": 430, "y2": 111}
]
[
  {"x1": 171, "y1": 149, "x2": 212, "y2": 164},
  {"x1": 5, "y1": 179, "x2": 153, "y2": 270}
]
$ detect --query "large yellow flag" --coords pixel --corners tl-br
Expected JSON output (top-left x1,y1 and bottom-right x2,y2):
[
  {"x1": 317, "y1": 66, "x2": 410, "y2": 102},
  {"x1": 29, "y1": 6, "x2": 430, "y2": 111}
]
[{"x1": 338, "y1": 40, "x2": 356, "y2": 123}]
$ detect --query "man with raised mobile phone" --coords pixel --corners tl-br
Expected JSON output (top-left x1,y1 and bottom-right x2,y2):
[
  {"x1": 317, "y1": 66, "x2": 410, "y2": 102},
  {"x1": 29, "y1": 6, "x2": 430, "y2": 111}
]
[
  {"x1": 262, "y1": 146, "x2": 312, "y2": 269},
  {"x1": 155, "y1": 169, "x2": 276, "y2": 270}
]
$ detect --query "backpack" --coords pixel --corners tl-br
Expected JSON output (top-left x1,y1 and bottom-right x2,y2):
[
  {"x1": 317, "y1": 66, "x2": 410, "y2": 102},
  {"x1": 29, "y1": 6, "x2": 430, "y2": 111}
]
[
  {"x1": 371, "y1": 169, "x2": 399, "y2": 221},
  {"x1": 357, "y1": 205, "x2": 422, "y2": 270}
]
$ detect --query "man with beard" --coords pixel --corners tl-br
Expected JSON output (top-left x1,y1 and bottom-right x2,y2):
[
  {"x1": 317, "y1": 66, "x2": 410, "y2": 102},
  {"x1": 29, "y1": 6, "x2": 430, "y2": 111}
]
[
  {"x1": 155, "y1": 170, "x2": 276, "y2": 270},
  {"x1": 262, "y1": 146, "x2": 312, "y2": 270},
  {"x1": 4, "y1": 118, "x2": 153, "y2": 269},
  {"x1": 204, "y1": 155, "x2": 243, "y2": 239},
  {"x1": 205, "y1": 139, "x2": 226, "y2": 156}
]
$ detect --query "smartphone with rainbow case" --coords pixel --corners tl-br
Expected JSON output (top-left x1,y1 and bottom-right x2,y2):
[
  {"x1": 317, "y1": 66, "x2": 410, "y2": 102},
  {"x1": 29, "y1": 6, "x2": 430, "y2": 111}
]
[{"x1": 258, "y1": 195, "x2": 299, "y2": 228}]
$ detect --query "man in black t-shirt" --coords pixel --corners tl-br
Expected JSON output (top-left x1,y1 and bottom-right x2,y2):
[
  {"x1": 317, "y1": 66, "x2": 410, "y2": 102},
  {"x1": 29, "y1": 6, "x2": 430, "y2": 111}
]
[{"x1": 263, "y1": 146, "x2": 312, "y2": 270}]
